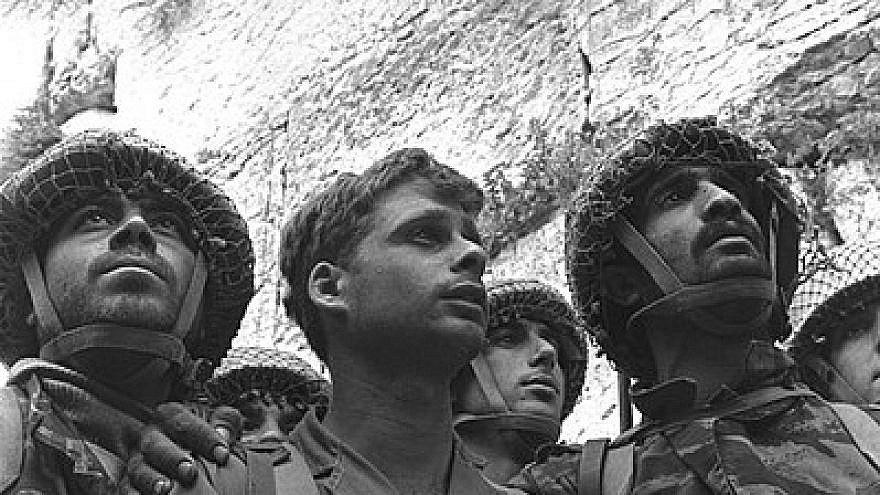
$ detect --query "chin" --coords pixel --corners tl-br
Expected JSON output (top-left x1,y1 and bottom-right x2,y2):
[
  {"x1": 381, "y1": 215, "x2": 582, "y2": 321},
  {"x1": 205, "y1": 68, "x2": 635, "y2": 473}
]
[{"x1": 705, "y1": 256, "x2": 771, "y2": 282}]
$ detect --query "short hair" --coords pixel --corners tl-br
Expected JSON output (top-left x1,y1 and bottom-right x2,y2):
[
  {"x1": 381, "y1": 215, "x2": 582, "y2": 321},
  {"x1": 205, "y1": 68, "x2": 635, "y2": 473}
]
[{"x1": 279, "y1": 148, "x2": 483, "y2": 362}]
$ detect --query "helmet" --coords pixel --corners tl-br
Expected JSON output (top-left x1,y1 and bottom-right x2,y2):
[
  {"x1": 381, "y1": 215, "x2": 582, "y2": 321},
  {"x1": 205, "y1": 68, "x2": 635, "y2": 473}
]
[
  {"x1": 788, "y1": 240, "x2": 880, "y2": 354},
  {"x1": 207, "y1": 347, "x2": 331, "y2": 421},
  {"x1": 0, "y1": 129, "x2": 255, "y2": 376},
  {"x1": 566, "y1": 117, "x2": 801, "y2": 381},
  {"x1": 454, "y1": 279, "x2": 588, "y2": 443}
]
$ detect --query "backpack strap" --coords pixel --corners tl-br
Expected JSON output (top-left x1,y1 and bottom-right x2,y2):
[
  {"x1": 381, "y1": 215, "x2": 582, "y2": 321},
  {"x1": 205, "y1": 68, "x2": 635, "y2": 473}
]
[
  {"x1": 579, "y1": 439, "x2": 608, "y2": 495},
  {"x1": 0, "y1": 386, "x2": 25, "y2": 493},
  {"x1": 244, "y1": 443, "x2": 319, "y2": 495},
  {"x1": 578, "y1": 439, "x2": 634, "y2": 495},
  {"x1": 829, "y1": 402, "x2": 880, "y2": 471},
  {"x1": 275, "y1": 445, "x2": 319, "y2": 495},
  {"x1": 245, "y1": 448, "x2": 277, "y2": 495}
]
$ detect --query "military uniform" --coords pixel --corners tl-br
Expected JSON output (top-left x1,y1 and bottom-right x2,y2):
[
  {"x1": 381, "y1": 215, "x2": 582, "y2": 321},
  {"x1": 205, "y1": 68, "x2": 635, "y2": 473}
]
[
  {"x1": 510, "y1": 343, "x2": 880, "y2": 494},
  {"x1": 290, "y1": 411, "x2": 524, "y2": 494}
]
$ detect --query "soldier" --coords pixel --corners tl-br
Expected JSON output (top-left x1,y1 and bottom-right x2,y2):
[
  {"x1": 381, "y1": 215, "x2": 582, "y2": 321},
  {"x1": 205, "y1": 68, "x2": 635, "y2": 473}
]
[
  {"x1": 514, "y1": 118, "x2": 880, "y2": 493},
  {"x1": 452, "y1": 279, "x2": 588, "y2": 486},
  {"x1": 788, "y1": 239, "x2": 880, "y2": 403},
  {"x1": 0, "y1": 130, "x2": 255, "y2": 494},
  {"x1": 280, "y1": 148, "x2": 521, "y2": 494},
  {"x1": 206, "y1": 346, "x2": 330, "y2": 444}
]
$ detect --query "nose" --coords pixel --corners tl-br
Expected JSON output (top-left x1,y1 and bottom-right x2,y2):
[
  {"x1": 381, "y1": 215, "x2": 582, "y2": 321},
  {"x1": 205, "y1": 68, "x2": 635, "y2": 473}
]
[
  {"x1": 452, "y1": 236, "x2": 488, "y2": 279},
  {"x1": 701, "y1": 181, "x2": 743, "y2": 221},
  {"x1": 529, "y1": 336, "x2": 558, "y2": 369},
  {"x1": 109, "y1": 214, "x2": 157, "y2": 252}
]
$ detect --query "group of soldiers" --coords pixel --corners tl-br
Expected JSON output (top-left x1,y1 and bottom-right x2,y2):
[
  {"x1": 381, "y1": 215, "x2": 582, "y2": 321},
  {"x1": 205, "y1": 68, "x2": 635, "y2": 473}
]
[{"x1": 1, "y1": 117, "x2": 880, "y2": 494}]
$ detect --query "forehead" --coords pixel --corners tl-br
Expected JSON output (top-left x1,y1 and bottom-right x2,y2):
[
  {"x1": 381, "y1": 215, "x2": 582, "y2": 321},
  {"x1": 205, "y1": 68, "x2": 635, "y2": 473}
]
[{"x1": 369, "y1": 177, "x2": 473, "y2": 227}]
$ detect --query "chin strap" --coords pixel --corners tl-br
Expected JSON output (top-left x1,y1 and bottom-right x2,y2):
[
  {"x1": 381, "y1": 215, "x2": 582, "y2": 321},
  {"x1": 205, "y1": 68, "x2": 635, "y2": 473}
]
[
  {"x1": 800, "y1": 354, "x2": 868, "y2": 404},
  {"x1": 611, "y1": 218, "x2": 777, "y2": 339},
  {"x1": 453, "y1": 354, "x2": 561, "y2": 445},
  {"x1": 23, "y1": 251, "x2": 208, "y2": 387}
]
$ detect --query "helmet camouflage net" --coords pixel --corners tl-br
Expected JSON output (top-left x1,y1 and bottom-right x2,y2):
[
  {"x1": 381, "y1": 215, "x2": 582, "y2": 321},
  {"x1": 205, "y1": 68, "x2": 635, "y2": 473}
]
[
  {"x1": 787, "y1": 240, "x2": 880, "y2": 356},
  {"x1": 0, "y1": 129, "x2": 255, "y2": 366},
  {"x1": 486, "y1": 279, "x2": 588, "y2": 419},
  {"x1": 565, "y1": 117, "x2": 801, "y2": 381},
  {"x1": 206, "y1": 347, "x2": 330, "y2": 419}
]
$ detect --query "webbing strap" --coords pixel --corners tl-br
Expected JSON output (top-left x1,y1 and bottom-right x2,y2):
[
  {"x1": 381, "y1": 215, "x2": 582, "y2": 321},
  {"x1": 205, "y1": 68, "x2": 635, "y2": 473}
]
[
  {"x1": 579, "y1": 439, "x2": 608, "y2": 495},
  {"x1": 0, "y1": 387, "x2": 24, "y2": 493},
  {"x1": 602, "y1": 443, "x2": 634, "y2": 495},
  {"x1": 610, "y1": 217, "x2": 684, "y2": 295},
  {"x1": 22, "y1": 252, "x2": 64, "y2": 339},
  {"x1": 469, "y1": 355, "x2": 508, "y2": 413},
  {"x1": 172, "y1": 252, "x2": 208, "y2": 339},
  {"x1": 245, "y1": 450, "x2": 276, "y2": 495},
  {"x1": 278, "y1": 446, "x2": 320, "y2": 495},
  {"x1": 830, "y1": 403, "x2": 880, "y2": 472}
]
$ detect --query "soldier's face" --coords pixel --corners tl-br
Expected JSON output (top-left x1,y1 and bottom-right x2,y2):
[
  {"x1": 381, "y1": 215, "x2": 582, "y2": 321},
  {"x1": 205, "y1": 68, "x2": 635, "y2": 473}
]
[
  {"x1": 41, "y1": 193, "x2": 196, "y2": 337},
  {"x1": 828, "y1": 302, "x2": 880, "y2": 403},
  {"x1": 457, "y1": 318, "x2": 566, "y2": 421},
  {"x1": 630, "y1": 166, "x2": 770, "y2": 285},
  {"x1": 339, "y1": 178, "x2": 488, "y2": 370}
]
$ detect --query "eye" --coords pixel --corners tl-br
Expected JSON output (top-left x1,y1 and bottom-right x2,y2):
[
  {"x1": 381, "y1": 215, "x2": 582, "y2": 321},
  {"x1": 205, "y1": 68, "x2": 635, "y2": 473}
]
[
  {"x1": 489, "y1": 325, "x2": 527, "y2": 347},
  {"x1": 654, "y1": 179, "x2": 695, "y2": 207},
  {"x1": 409, "y1": 224, "x2": 448, "y2": 247},
  {"x1": 76, "y1": 206, "x2": 115, "y2": 230},
  {"x1": 149, "y1": 213, "x2": 187, "y2": 238}
]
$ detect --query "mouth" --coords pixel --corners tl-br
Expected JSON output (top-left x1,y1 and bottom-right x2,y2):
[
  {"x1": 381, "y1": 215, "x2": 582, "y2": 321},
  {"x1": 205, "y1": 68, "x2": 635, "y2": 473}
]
[
  {"x1": 103, "y1": 256, "x2": 165, "y2": 280},
  {"x1": 704, "y1": 224, "x2": 761, "y2": 253},
  {"x1": 441, "y1": 282, "x2": 487, "y2": 309},
  {"x1": 520, "y1": 374, "x2": 560, "y2": 395}
]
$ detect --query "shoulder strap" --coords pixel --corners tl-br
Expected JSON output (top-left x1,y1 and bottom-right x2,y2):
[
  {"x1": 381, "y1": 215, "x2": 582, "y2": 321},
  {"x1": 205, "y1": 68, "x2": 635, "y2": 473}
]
[
  {"x1": 602, "y1": 443, "x2": 634, "y2": 495},
  {"x1": 245, "y1": 449, "x2": 276, "y2": 495},
  {"x1": 830, "y1": 402, "x2": 880, "y2": 471},
  {"x1": 0, "y1": 386, "x2": 25, "y2": 493},
  {"x1": 275, "y1": 445, "x2": 319, "y2": 495},
  {"x1": 579, "y1": 439, "x2": 608, "y2": 495},
  {"x1": 578, "y1": 439, "x2": 634, "y2": 495}
]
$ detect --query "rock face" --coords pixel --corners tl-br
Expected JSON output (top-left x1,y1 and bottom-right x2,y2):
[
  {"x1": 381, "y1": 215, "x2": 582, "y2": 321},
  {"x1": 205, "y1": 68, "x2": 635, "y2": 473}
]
[{"x1": 4, "y1": 0, "x2": 880, "y2": 440}]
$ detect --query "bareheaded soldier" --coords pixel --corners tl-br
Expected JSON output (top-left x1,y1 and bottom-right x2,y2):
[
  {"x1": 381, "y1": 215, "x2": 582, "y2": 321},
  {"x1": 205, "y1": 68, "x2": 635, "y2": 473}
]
[
  {"x1": 452, "y1": 279, "x2": 587, "y2": 487},
  {"x1": 0, "y1": 130, "x2": 254, "y2": 494},
  {"x1": 517, "y1": 118, "x2": 880, "y2": 493},
  {"x1": 788, "y1": 240, "x2": 880, "y2": 404},
  {"x1": 281, "y1": 148, "x2": 521, "y2": 494}
]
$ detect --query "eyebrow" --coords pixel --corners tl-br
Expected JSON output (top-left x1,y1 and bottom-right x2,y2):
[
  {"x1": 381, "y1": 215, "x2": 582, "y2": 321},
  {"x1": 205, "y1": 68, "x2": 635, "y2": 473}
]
[{"x1": 642, "y1": 167, "x2": 695, "y2": 203}]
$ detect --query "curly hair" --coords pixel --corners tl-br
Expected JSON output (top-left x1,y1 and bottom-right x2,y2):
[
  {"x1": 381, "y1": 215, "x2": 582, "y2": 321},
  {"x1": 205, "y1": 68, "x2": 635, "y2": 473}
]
[{"x1": 279, "y1": 148, "x2": 483, "y2": 362}]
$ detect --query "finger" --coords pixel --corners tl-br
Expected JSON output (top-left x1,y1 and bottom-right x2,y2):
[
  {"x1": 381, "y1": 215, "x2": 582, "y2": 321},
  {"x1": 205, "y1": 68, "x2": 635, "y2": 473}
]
[
  {"x1": 156, "y1": 402, "x2": 229, "y2": 465},
  {"x1": 127, "y1": 451, "x2": 174, "y2": 495},
  {"x1": 138, "y1": 426, "x2": 198, "y2": 486}
]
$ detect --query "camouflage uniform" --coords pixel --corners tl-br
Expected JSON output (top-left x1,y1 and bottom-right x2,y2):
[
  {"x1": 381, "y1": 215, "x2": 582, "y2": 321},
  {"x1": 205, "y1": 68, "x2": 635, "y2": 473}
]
[
  {"x1": 0, "y1": 130, "x2": 255, "y2": 494},
  {"x1": 510, "y1": 118, "x2": 880, "y2": 494}
]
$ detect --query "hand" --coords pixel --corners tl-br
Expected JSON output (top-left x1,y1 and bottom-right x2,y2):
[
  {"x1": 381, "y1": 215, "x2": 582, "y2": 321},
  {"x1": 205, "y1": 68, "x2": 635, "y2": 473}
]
[{"x1": 127, "y1": 403, "x2": 230, "y2": 495}]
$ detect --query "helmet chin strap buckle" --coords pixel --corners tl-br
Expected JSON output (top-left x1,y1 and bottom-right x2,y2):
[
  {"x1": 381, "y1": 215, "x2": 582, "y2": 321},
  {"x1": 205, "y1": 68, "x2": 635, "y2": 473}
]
[{"x1": 22, "y1": 251, "x2": 209, "y2": 388}]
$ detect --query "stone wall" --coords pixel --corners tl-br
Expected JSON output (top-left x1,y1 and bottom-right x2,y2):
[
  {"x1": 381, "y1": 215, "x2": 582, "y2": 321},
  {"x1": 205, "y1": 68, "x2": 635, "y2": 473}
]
[{"x1": 4, "y1": 0, "x2": 880, "y2": 440}]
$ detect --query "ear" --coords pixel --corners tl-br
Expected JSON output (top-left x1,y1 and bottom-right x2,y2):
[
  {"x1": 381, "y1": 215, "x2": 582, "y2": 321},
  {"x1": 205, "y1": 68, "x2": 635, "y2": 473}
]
[
  {"x1": 307, "y1": 261, "x2": 348, "y2": 314},
  {"x1": 599, "y1": 264, "x2": 644, "y2": 308}
]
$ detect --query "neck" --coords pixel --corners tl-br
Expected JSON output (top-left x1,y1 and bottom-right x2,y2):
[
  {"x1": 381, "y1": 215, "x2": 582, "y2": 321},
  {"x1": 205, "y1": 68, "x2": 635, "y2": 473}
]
[
  {"x1": 323, "y1": 351, "x2": 460, "y2": 494},
  {"x1": 647, "y1": 318, "x2": 753, "y2": 405},
  {"x1": 456, "y1": 424, "x2": 531, "y2": 484}
]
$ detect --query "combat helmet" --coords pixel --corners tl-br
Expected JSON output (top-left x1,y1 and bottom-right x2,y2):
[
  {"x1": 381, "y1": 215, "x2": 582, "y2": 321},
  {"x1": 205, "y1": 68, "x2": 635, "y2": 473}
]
[
  {"x1": 454, "y1": 279, "x2": 588, "y2": 443},
  {"x1": 786, "y1": 240, "x2": 880, "y2": 401},
  {"x1": 566, "y1": 117, "x2": 800, "y2": 381},
  {"x1": 0, "y1": 129, "x2": 255, "y2": 391},
  {"x1": 206, "y1": 346, "x2": 331, "y2": 427}
]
